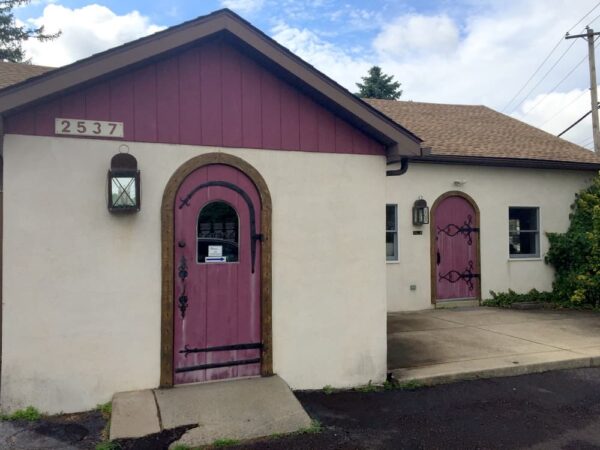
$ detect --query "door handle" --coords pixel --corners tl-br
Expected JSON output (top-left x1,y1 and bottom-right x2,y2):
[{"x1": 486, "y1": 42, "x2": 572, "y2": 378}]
[{"x1": 437, "y1": 251, "x2": 441, "y2": 265}]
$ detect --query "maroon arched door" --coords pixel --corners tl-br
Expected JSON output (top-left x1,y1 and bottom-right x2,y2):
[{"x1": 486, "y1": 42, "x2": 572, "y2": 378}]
[
  {"x1": 173, "y1": 164, "x2": 262, "y2": 384},
  {"x1": 432, "y1": 193, "x2": 480, "y2": 303}
]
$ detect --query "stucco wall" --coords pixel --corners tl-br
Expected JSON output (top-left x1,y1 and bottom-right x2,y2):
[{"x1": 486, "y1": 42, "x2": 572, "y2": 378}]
[
  {"x1": 1, "y1": 134, "x2": 387, "y2": 414},
  {"x1": 386, "y1": 162, "x2": 595, "y2": 312}
]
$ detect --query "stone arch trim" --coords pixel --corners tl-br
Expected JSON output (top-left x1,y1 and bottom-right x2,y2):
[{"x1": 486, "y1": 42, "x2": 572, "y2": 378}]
[
  {"x1": 160, "y1": 152, "x2": 273, "y2": 387},
  {"x1": 429, "y1": 191, "x2": 481, "y2": 305}
]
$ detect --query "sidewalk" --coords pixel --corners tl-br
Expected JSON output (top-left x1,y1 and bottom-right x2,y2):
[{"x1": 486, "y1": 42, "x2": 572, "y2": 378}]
[{"x1": 388, "y1": 307, "x2": 600, "y2": 384}]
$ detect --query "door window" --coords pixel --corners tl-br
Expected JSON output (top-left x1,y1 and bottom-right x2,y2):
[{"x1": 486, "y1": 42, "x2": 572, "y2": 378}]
[{"x1": 197, "y1": 201, "x2": 239, "y2": 263}]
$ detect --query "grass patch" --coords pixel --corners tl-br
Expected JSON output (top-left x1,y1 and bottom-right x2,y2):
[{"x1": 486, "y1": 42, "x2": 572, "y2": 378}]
[
  {"x1": 96, "y1": 402, "x2": 112, "y2": 420},
  {"x1": 171, "y1": 445, "x2": 191, "y2": 450},
  {"x1": 354, "y1": 380, "x2": 380, "y2": 393},
  {"x1": 383, "y1": 379, "x2": 423, "y2": 391},
  {"x1": 397, "y1": 379, "x2": 423, "y2": 390},
  {"x1": 298, "y1": 419, "x2": 322, "y2": 434},
  {"x1": 213, "y1": 438, "x2": 241, "y2": 447},
  {"x1": 95, "y1": 441, "x2": 121, "y2": 450},
  {"x1": 322, "y1": 385, "x2": 335, "y2": 395},
  {"x1": 1, "y1": 406, "x2": 42, "y2": 421}
]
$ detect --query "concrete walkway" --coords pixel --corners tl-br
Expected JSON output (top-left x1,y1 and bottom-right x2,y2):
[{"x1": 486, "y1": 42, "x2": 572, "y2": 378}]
[
  {"x1": 110, "y1": 375, "x2": 311, "y2": 448},
  {"x1": 388, "y1": 307, "x2": 600, "y2": 384}
]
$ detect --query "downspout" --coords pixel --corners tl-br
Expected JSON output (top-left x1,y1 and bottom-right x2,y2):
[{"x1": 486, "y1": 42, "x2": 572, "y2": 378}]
[
  {"x1": 386, "y1": 157, "x2": 409, "y2": 176},
  {"x1": 386, "y1": 146, "x2": 431, "y2": 176}
]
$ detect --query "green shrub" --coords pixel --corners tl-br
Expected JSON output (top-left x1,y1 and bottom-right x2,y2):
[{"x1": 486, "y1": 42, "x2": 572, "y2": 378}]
[
  {"x1": 546, "y1": 176, "x2": 600, "y2": 307},
  {"x1": 483, "y1": 289, "x2": 554, "y2": 307}
]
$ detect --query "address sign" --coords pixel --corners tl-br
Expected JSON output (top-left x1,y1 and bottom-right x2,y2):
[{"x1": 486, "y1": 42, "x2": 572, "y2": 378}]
[{"x1": 55, "y1": 118, "x2": 124, "y2": 138}]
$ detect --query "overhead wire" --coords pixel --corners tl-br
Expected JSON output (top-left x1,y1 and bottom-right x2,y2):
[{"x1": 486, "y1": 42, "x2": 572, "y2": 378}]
[
  {"x1": 538, "y1": 89, "x2": 589, "y2": 128},
  {"x1": 522, "y1": 45, "x2": 593, "y2": 116},
  {"x1": 501, "y1": 2, "x2": 600, "y2": 114}
]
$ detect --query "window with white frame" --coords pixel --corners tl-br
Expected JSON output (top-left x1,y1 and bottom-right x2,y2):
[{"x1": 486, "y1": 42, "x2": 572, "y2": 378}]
[
  {"x1": 509, "y1": 207, "x2": 540, "y2": 258},
  {"x1": 386, "y1": 204, "x2": 398, "y2": 261}
]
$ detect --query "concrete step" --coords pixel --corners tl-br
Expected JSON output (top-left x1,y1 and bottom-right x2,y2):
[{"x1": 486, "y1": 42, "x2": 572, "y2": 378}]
[{"x1": 110, "y1": 375, "x2": 312, "y2": 447}]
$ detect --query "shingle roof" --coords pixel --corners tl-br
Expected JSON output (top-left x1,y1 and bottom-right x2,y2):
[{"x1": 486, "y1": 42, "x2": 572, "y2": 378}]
[
  {"x1": 366, "y1": 99, "x2": 600, "y2": 165},
  {"x1": 0, "y1": 61, "x2": 54, "y2": 90}
]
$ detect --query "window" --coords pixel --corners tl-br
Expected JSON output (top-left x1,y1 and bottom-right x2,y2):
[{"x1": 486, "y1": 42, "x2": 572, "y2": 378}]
[
  {"x1": 197, "y1": 201, "x2": 239, "y2": 263},
  {"x1": 509, "y1": 207, "x2": 540, "y2": 258},
  {"x1": 386, "y1": 204, "x2": 398, "y2": 261}
]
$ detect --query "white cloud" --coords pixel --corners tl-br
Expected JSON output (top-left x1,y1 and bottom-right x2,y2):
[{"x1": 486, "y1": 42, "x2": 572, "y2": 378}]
[
  {"x1": 271, "y1": 0, "x2": 596, "y2": 147},
  {"x1": 511, "y1": 87, "x2": 594, "y2": 149},
  {"x1": 374, "y1": 14, "x2": 460, "y2": 58},
  {"x1": 21, "y1": 4, "x2": 165, "y2": 66},
  {"x1": 271, "y1": 22, "x2": 372, "y2": 92},
  {"x1": 220, "y1": 0, "x2": 264, "y2": 14}
]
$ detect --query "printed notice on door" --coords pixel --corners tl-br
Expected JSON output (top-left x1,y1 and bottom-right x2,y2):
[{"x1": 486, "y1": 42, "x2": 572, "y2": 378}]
[{"x1": 208, "y1": 245, "x2": 223, "y2": 257}]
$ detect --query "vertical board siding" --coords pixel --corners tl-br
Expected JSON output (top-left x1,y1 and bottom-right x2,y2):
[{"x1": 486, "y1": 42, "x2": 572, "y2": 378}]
[
  {"x1": 178, "y1": 48, "x2": 202, "y2": 145},
  {"x1": 221, "y1": 43, "x2": 243, "y2": 148},
  {"x1": 5, "y1": 40, "x2": 385, "y2": 155},
  {"x1": 134, "y1": 65, "x2": 158, "y2": 142},
  {"x1": 200, "y1": 43, "x2": 223, "y2": 146},
  {"x1": 110, "y1": 73, "x2": 135, "y2": 141},
  {"x1": 156, "y1": 57, "x2": 181, "y2": 144},
  {"x1": 85, "y1": 82, "x2": 110, "y2": 121}
]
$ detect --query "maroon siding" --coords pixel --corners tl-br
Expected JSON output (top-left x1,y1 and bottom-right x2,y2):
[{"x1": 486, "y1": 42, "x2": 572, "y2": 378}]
[{"x1": 5, "y1": 40, "x2": 385, "y2": 155}]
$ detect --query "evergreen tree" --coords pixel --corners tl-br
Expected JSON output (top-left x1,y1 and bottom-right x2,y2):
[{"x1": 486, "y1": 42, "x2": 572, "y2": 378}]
[
  {"x1": 355, "y1": 66, "x2": 402, "y2": 100},
  {"x1": 0, "y1": 0, "x2": 60, "y2": 63}
]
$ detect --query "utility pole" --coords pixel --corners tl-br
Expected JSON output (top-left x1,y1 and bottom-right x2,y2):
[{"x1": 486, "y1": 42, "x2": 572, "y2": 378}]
[{"x1": 566, "y1": 27, "x2": 600, "y2": 153}]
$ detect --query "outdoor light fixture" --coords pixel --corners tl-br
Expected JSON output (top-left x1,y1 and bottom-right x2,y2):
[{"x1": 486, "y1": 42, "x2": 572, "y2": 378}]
[
  {"x1": 107, "y1": 146, "x2": 140, "y2": 213},
  {"x1": 412, "y1": 197, "x2": 429, "y2": 226}
]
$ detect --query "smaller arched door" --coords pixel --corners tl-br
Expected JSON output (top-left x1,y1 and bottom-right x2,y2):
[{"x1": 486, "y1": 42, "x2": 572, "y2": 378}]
[{"x1": 432, "y1": 193, "x2": 480, "y2": 303}]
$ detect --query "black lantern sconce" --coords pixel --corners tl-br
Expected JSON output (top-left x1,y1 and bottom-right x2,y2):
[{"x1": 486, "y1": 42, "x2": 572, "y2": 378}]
[
  {"x1": 412, "y1": 197, "x2": 429, "y2": 226},
  {"x1": 108, "y1": 147, "x2": 141, "y2": 213}
]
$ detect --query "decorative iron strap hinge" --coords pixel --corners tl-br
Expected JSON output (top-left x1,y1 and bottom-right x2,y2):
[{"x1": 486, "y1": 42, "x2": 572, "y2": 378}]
[
  {"x1": 439, "y1": 261, "x2": 480, "y2": 291},
  {"x1": 179, "y1": 342, "x2": 263, "y2": 357},
  {"x1": 437, "y1": 214, "x2": 479, "y2": 245},
  {"x1": 175, "y1": 358, "x2": 261, "y2": 373}
]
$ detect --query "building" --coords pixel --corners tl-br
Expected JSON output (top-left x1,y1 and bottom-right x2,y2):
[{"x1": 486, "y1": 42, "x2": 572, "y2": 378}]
[{"x1": 0, "y1": 9, "x2": 598, "y2": 414}]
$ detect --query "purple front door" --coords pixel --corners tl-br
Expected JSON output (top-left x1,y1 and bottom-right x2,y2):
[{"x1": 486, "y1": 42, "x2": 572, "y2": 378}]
[
  {"x1": 173, "y1": 164, "x2": 262, "y2": 384},
  {"x1": 434, "y1": 195, "x2": 480, "y2": 302}
]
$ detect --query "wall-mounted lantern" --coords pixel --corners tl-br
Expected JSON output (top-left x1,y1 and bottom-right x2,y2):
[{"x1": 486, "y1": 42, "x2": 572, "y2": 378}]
[
  {"x1": 108, "y1": 149, "x2": 140, "y2": 213},
  {"x1": 412, "y1": 197, "x2": 429, "y2": 226}
]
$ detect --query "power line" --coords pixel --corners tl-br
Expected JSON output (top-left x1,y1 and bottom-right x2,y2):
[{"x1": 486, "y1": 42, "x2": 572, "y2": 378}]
[
  {"x1": 578, "y1": 136, "x2": 594, "y2": 146},
  {"x1": 522, "y1": 49, "x2": 591, "y2": 116},
  {"x1": 539, "y1": 89, "x2": 589, "y2": 128},
  {"x1": 500, "y1": 37, "x2": 565, "y2": 113},
  {"x1": 557, "y1": 102, "x2": 600, "y2": 136},
  {"x1": 502, "y1": 2, "x2": 600, "y2": 114},
  {"x1": 569, "y1": 2, "x2": 600, "y2": 32},
  {"x1": 502, "y1": 40, "x2": 577, "y2": 113}
]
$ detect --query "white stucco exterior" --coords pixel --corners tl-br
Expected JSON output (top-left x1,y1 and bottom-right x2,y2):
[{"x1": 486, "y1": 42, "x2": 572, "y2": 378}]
[
  {"x1": 386, "y1": 162, "x2": 595, "y2": 312},
  {"x1": 1, "y1": 134, "x2": 388, "y2": 414}
]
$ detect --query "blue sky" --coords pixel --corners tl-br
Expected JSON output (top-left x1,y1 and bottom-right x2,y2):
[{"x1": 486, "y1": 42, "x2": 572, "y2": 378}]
[{"x1": 12, "y1": 0, "x2": 600, "y2": 148}]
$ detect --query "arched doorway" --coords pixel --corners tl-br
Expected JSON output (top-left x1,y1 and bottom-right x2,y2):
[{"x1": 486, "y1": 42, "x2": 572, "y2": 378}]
[
  {"x1": 160, "y1": 153, "x2": 272, "y2": 387},
  {"x1": 430, "y1": 192, "x2": 481, "y2": 305}
]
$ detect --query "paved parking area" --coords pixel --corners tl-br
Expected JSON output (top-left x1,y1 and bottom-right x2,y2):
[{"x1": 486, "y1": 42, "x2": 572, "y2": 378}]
[{"x1": 388, "y1": 307, "x2": 600, "y2": 384}]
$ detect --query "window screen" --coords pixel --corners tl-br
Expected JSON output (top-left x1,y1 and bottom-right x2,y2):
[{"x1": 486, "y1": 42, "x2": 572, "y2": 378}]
[{"x1": 509, "y1": 207, "x2": 540, "y2": 258}]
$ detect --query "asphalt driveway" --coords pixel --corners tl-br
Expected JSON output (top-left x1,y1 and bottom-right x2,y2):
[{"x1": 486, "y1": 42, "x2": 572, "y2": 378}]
[{"x1": 388, "y1": 307, "x2": 600, "y2": 384}]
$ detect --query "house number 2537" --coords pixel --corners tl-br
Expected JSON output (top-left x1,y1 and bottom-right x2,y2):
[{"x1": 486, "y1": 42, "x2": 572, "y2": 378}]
[{"x1": 54, "y1": 118, "x2": 124, "y2": 138}]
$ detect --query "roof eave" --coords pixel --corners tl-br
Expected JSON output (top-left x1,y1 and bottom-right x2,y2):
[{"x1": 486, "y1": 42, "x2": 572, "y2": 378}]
[
  {"x1": 0, "y1": 9, "x2": 421, "y2": 156},
  {"x1": 389, "y1": 154, "x2": 600, "y2": 171}
]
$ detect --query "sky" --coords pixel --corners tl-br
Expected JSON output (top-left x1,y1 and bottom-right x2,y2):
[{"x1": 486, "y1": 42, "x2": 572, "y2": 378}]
[{"x1": 11, "y1": 0, "x2": 600, "y2": 150}]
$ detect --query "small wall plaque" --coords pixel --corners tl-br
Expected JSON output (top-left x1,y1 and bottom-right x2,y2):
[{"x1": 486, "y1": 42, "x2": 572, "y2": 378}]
[
  {"x1": 413, "y1": 230, "x2": 423, "y2": 235},
  {"x1": 55, "y1": 118, "x2": 124, "y2": 138}
]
